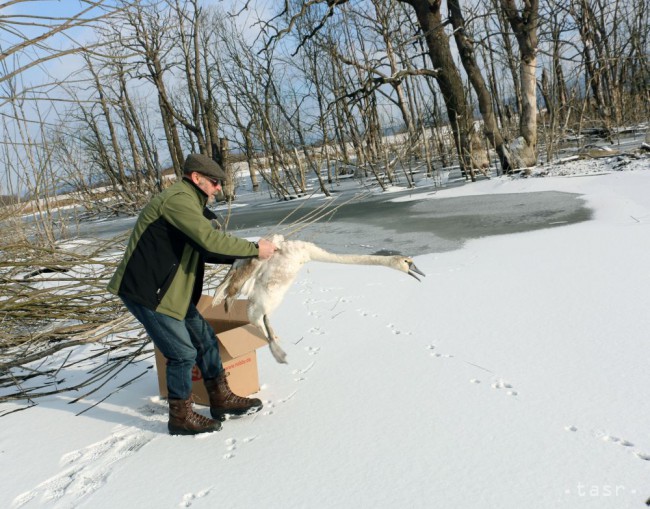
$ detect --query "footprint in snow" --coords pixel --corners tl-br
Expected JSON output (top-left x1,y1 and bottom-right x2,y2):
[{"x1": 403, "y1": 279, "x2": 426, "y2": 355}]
[
  {"x1": 386, "y1": 323, "x2": 410, "y2": 336},
  {"x1": 222, "y1": 436, "x2": 259, "y2": 460},
  {"x1": 357, "y1": 308, "x2": 379, "y2": 318},
  {"x1": 491, "y1": 380, "x2": 518, "y2": 396},
  {"x1": 599, "y1": 432, "x2": 650, "y2": 461},
  {"x1": 179, "y1": 488, "x2": 211, "y2": 507},
  {"x1": 600, "y1": 435, "x2": 635, "y2": 448},
  {"x1": 305, "y1": 346, "x2": 321, "y2": 356},
  {"x1": 12, "y1": 425, "x2": 157, "y2": 508},
  {"x1": 261, "y1": 400, "x2": 276, "y2": 417},
  {"x1": 222, "y1": 438, "x2": 237, "y2": 459},
  {"x1": 293, "y1": 361, "x2": 316, "y2": 376},
  {"x1": 572, "y1": 428, "x2": 647, "y2": 462}
]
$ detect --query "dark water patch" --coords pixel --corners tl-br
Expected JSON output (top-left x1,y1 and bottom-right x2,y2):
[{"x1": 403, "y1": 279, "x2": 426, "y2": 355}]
[
  {"x1": 228, "y1": 190, "x2": 592, "y2": 256},
  {"x1": 65, "y1": 187, "x2": 592, "y2": 257}
]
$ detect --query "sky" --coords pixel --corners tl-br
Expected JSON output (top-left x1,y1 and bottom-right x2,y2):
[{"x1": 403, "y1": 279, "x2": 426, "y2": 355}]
[{"x1": 0, "y1": 0, "x2": 281, "y2": 195}]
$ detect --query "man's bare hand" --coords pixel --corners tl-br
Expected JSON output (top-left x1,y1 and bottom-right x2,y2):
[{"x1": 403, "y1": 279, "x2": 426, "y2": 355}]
[{"x1": 257, "y1": 238, "x2": 277, "y2": 260}]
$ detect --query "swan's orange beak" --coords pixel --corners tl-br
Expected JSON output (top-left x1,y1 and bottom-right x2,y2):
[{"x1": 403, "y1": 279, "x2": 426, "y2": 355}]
[{"x1": 408, "y1": 262, "x2": 425, "y2": 282}]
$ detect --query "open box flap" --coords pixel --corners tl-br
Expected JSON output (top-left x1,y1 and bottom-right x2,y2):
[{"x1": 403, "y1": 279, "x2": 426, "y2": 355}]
[
  {"x1": 217, "y1": 324, "x2": 268, "y2": 358},
  {"x1": 196, "y1": 295, "x2": 267, "y2": 357},
  {"x1": 197, "y1": 295, "x2": 249, "y2": 322}
]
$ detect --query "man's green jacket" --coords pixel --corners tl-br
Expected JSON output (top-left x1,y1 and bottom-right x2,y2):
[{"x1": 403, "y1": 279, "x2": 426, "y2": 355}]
[{"x1": 107, "y1": 179, "x2": 259, "y2": 319}]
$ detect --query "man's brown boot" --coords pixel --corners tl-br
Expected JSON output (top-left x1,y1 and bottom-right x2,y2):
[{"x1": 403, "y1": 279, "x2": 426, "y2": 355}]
[
  {"x1": 168, "y1": 397, "x2": 222, "y2": 435},
  {"x1": 204, "y1": 371, "x2": 263, "y2": 420}
]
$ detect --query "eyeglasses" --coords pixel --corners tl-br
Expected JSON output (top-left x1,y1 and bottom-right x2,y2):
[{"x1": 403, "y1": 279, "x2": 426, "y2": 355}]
[{"x1": 201, "y1": 174, "x2": 224, "y2": 187}]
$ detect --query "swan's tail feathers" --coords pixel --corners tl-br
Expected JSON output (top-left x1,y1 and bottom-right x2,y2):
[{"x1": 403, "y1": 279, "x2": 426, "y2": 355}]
[
  {"x1": 212, "y1": 268, "x2": 235, "y2": 307},
  {"x1": 224, "y1": 294, "x2": 236, "y2": 313},
  {"x1": 212, "y1": 259, "x2": 259, "y2": 311}
]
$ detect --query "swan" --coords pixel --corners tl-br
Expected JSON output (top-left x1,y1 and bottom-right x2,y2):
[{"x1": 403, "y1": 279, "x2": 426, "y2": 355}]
[{"x1": 212, "y1": 234, "x2": 425, "y2": 363}]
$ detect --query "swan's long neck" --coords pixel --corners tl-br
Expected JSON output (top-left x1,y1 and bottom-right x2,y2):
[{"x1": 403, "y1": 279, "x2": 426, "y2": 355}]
[{"x1": 307, "y1": 244, "x2": 391, "y2": 266}]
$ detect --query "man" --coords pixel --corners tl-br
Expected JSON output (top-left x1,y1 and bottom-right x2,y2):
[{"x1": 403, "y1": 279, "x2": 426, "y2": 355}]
[{"x1": 108, "y1": 153, "x2": 276, "y2": 436}]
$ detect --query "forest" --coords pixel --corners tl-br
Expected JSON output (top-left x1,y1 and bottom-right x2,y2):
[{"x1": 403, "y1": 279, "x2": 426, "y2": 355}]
[{"x1": 0, "y1": 0, "x2": 647, "y2": 235}]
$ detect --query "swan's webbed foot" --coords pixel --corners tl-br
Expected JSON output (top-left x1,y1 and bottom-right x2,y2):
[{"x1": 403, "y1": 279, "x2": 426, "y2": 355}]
[
  {"x1": 269, "y1": 341, "x2": 288, "y2": 364},
  {"x1": 263, "y1": 314, "x2": 287, "y2": 364}
]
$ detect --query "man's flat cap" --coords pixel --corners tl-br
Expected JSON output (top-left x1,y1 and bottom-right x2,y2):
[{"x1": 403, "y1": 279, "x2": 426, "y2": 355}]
[{"x1": 183, "y1": 153, "x2": 226, "y2": 179}]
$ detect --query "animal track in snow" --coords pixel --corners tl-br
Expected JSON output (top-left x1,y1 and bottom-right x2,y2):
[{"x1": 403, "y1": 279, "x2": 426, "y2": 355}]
[
  {"x1": 305, "y1": 346, "x2": 321, "y2": 356},
  {"x1": 570, "y1": 427, "x2": 648, "y2": 462},
  {"x1": 601, "y1": 435, "x2": 634, "y2": 446},
  {"x1": 490, "y1": 379, "x2": 518, "y2": 396},
  {"x1": 357, "y1": 308, "x2": 379, "y2": 318},
  {"x1": 424, "y1": 348, "x2": 516, "y2": 398},
  {"x1": 221, "y1": 435, "x2": 259, "y2": 460},
  {"x1": 598, "y1": 432, "x2": 648, "y2": 461},
  {"x1": 223, "y1": 438, "x2": 237, "y2": 459},
  {"x1": 262, "y1": 401, "x2": 275, "y2": 416},
  {"x1": 293, "y1": 361, "x2": 315, "y2": 376},
  {"x1": 385, "y1": 322, "x2": 411, "y2": 336},
  {"x1": 179, "y1": 487, "x2": 211, "y2": 507},
  {"x1": 292, "y1": 361, "x2": 316, "y2": 382},
  {"x1": 308, "y1": 327, "x2": 326, "y2": 336}
]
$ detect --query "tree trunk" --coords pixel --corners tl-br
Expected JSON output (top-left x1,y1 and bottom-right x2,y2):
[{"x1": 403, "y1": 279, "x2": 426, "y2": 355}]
[
  {"x1": 448, "y1": 0, "x2": 512, "y2": 173},
  {"x1": 500, "y1": 0, "x2": 539, "y2": 167},
  {"x1": 399, "y1": 0, "x2": 474, "y2": 180}
]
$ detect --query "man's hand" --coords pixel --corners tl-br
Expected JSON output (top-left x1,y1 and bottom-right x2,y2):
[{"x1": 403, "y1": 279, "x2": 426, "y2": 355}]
[{"x1": 257, "y1": 238, "x2": 277, "y2": 260}]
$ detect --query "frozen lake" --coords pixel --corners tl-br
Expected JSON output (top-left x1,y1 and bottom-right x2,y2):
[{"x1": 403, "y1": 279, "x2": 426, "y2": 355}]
[{"x1": 75, "y1": 182, "x2": 591, "y2": 256}]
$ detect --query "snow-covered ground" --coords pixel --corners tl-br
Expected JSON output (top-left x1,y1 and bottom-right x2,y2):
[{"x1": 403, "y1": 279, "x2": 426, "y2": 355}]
[{"x1": 2, "y1": 156, "x2": 650, "y2": 508}]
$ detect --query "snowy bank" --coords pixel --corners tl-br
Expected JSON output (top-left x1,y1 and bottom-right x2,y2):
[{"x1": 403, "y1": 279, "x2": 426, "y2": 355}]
[{"x1": 2, "y1": 161, "x2": 650, "y2": 509}]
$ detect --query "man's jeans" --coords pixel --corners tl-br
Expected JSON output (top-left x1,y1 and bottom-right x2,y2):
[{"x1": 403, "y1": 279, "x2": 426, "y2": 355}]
[{"x1": 121, "y1": 295, "x2": 222, "y2": 400}]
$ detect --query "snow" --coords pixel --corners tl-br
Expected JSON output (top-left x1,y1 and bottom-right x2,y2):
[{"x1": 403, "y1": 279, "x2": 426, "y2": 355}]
[{"x1": 2, "y1": 157, "x2": 650, "y2": 508}]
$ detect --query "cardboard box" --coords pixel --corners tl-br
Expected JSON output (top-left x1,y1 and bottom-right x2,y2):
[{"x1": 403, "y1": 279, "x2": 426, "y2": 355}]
[{"x1": 154, "y1": 296, "x2": 267, "y2": 406}]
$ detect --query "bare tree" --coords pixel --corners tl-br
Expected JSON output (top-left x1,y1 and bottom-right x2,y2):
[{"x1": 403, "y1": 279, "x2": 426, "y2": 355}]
[
  {"x1": 119, "y1": 1, "x2": 184, "y2": 175},
  {"x1": 394, "y1": 0, "x2": 476, "y2": 179},
  {"x1": 500, "y1": 0, "x2": 539, "y2": 167},
  {"x1": 0, "y1": 1, "x2": 131, "y2": 89},
  {"x1": 0, "y1": 1, "x2": 136, "y2": 242},
  {"x1": 448, "y1": 0, "x2": 513, "y2": 172}
]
